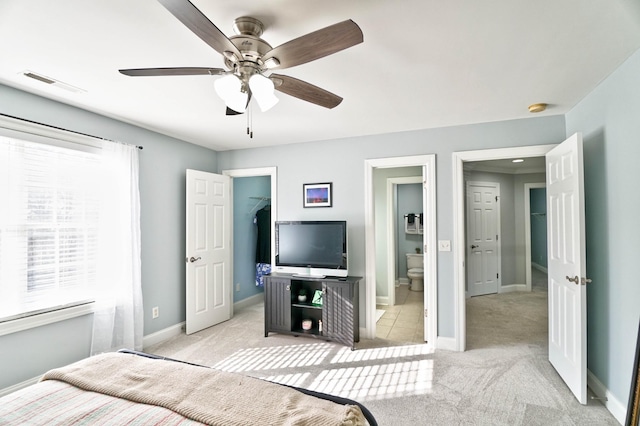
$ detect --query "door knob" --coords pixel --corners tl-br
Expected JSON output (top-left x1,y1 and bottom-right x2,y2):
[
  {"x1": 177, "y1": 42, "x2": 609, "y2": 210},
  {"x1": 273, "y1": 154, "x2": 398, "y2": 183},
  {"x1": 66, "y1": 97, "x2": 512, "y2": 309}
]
[
  {"x1": 566, "y1": 275, "x2": 579, "y2": 284},
  {"x1": 471, "y1": 245, "x2": 479, "y2": 249},
  {"x1": 188, "y1": 256, "x2": 201, "y2": 263}
]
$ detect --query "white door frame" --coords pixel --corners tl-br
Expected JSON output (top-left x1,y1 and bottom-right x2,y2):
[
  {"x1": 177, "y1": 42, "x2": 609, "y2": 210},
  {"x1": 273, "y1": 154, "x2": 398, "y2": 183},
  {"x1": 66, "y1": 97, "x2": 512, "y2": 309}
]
[
  {"x1": 524, "y1": 182, "x2": 546, "y2": 291},
  {"x1": 364, "y1": 155, "x2": 436, "y2": 345},
  {"x1": 222, "y1": 167, "x2": 278, "y2": 316},
  {"x1": 386, "y1": 176, "x2": 423, "y2": 306},
  {"x1": 452, "y1": 144, "x2": 555, "y2": 351}
]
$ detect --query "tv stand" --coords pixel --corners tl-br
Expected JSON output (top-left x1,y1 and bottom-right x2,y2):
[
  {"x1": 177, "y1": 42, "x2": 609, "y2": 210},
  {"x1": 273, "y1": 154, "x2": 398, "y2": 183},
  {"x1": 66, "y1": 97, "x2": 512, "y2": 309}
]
[
  {"x1": 264, "y1": 273, "x2": 361, "y2": 350},
  {"x1": 292, "y1": 273, "x2": 326, "y2": 279}
]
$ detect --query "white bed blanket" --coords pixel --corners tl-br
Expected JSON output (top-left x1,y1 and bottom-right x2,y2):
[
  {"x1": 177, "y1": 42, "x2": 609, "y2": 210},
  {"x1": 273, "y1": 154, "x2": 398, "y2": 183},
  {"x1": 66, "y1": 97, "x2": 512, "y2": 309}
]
[{"x1": 40, "y1": 352, "x2": 365, "y2": 426}]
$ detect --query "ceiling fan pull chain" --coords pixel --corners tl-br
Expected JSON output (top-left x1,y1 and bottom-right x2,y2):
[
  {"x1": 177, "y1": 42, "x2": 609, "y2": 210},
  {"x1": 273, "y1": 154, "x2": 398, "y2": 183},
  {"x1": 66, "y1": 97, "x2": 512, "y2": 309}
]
[
  {"x1": 247, "y1": 103, "x2": 254, "y2": 138},
  {"x1": 247, "y1": 103, "x2": 250, "y2": 135}
]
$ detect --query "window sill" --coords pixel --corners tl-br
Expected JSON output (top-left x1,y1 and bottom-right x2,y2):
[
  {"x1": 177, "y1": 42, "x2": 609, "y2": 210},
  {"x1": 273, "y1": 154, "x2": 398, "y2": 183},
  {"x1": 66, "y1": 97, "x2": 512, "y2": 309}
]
[{"x1": 0, "y1": 303, "x2": 95, "y2": 337}]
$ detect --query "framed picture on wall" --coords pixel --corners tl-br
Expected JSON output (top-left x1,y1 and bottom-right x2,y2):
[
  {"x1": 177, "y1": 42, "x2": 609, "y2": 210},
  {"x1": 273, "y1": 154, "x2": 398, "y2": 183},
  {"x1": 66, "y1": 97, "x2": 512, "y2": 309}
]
[{"x1": 303, "y1": 182, "x2": 332, "y2": 208}]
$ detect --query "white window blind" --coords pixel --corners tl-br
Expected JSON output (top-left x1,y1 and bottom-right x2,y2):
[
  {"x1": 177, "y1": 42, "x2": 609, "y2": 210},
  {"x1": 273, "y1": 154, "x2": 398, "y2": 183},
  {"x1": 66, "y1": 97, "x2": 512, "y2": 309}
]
[{"x1": 0, "y1": 135, "x2": 102, "y2": 321}]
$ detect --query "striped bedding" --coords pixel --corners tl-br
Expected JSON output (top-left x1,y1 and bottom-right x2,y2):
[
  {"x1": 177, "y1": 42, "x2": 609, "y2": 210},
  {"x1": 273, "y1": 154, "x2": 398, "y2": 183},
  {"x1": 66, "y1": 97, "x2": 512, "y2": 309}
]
[{"x1": 0, "y1": 380, "x2": 203, "y2": 425}]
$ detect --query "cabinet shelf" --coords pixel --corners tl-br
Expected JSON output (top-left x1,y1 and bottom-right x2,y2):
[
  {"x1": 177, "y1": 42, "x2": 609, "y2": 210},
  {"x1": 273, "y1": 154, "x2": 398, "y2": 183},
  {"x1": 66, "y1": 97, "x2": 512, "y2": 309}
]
[
  {"x1": 292, "y1": 303, "x2": 322, "y2": 310},
  {"x1": 291, "y1": 327, "x2": 322, "y2": 336}
]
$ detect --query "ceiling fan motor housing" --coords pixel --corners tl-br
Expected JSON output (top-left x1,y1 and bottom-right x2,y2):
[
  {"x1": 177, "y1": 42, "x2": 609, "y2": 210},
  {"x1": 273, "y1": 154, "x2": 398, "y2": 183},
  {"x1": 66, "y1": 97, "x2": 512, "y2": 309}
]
[
  {"x1": 224, "y1": 17, "x2": 273, "y2": 71},
  {"x1": 226, "y1": 35, "x2": 273, "y2": 70}
]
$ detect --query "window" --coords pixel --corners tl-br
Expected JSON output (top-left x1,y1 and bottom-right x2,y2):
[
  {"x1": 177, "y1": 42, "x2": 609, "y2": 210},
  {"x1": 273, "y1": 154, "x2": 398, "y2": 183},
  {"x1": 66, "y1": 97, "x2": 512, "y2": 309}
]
[{"x1": 0, "y1": 135, "x2": 102, "y2": 322}]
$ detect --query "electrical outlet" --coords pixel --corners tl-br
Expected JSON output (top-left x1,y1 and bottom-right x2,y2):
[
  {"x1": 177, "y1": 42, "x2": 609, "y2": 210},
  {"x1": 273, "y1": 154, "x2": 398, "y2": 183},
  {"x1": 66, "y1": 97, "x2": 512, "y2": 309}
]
[
  {"x1": 235, "y1": 283, "x2": 240, "y2": 292},
  {"x1": 152, "y1": 306, "x2": 159, "y2": 319},
  {"x1": 438, "y1": 240, "x2": 451, "y2": 252}
]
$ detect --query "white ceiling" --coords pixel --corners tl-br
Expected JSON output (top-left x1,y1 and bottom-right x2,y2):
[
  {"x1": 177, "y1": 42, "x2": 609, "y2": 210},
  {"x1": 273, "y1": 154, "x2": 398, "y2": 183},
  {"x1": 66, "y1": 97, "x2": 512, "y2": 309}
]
[
  {"x1": 464, "y1": 157, "x2": 546, "y2": 175},
  {"x1": 1, "y1": 0, "x2": 639, "y2": 151}
]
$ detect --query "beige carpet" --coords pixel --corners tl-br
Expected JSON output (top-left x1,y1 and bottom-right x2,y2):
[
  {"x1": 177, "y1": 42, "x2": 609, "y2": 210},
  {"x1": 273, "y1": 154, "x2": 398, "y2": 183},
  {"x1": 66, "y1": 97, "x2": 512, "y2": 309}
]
[{"x1": 147, "y1": 284, "x2": 617, "y2": 425}]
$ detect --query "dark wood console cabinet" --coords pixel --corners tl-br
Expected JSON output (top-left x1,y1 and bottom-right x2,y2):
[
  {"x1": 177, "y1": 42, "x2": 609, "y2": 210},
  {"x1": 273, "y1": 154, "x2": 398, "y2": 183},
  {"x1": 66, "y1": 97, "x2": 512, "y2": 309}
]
[{"x1": 264, "y1": 273, "x2": 361, "y2": 350}]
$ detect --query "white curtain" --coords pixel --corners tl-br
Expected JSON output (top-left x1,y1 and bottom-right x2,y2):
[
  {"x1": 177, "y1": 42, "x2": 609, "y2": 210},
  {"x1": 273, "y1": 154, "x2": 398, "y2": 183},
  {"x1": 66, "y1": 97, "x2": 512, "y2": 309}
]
[{"x1": 90, "y1": 141, "x2": 143, "y2": 355}]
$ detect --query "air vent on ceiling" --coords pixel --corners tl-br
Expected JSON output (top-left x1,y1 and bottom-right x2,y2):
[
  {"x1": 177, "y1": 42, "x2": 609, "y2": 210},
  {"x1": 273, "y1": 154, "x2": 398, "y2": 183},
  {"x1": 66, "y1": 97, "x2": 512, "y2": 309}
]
[{"x1": 21, "y1": 70, "x2": 86, "y2": 93}]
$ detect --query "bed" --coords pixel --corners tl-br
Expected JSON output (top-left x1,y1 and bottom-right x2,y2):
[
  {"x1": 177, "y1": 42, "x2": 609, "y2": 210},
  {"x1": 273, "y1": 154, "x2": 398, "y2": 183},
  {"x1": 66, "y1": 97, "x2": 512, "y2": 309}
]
[{"x1": 0, "y1": 349, "x2": 376, "y2": 425}]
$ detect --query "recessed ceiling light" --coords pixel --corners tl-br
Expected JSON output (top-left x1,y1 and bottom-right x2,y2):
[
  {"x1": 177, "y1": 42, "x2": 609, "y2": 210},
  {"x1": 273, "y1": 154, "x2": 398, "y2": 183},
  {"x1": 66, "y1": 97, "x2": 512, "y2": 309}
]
[
  {"x1": 528, "y1": 103, "x2": 547, "y2": 113},
  {"x1": 512, "y1": 159, "x2": 524, "y2": 163}
]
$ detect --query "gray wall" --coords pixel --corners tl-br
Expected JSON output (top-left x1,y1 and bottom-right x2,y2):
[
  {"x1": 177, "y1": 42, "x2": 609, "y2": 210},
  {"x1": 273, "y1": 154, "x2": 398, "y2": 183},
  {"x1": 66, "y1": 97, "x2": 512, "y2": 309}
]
[
  {"x1": 565, "y1": 48, "x2": 640, "y2": 407},
  {"x1": 218, "y1": 116, "x2": 567, "y2": 338},
  {"x1": 0, "y1": 84, "x2": 218, "y2": 388}
]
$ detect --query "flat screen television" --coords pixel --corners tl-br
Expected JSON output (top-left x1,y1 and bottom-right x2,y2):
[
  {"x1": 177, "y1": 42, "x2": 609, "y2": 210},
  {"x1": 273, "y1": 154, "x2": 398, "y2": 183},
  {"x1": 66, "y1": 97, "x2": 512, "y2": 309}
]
[{"x1": 274, "y1": 220, "x2": 348, "y2": 278}]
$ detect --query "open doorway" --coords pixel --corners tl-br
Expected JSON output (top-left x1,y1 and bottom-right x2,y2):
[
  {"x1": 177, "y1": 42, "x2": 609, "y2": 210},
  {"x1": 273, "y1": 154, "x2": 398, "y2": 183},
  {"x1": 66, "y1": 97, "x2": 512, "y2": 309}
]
[
  {"x1": 452, "y1": 145, "x2": 555, "y2": 351},
  {"x1": 364, "y1": 155, "x2": 437, "y2": 346},
  {"x1": 462, "y1": 159, "x2": 548, "y2": 350},
  {"x1": 223, "y1": 167, "x2": 277, "y2": 314},
  {"x1": 525, "y1": 184, "x2": 548, "y2": 293},
  {"x1": 377, "y1": 174, "x2": 424, "y2": 343}
]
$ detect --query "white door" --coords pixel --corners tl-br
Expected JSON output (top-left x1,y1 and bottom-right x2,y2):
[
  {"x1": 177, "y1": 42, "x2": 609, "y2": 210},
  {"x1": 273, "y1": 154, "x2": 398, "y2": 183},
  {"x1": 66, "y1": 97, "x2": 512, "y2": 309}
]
[
  {"x1": 546, "y1": 133, "x2": 587, "y2": 404},
  {"x1": 466, "y1": 182, "x2": 500, "y2": 296},
  {"x1": 185, "y1": 169, "x2": 231, "y2": 334}
]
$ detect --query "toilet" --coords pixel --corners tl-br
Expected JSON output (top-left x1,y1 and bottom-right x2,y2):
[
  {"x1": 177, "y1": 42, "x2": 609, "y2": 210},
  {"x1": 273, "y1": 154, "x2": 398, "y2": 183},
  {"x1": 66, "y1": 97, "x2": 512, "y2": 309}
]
[{"x1": 406, "y1": 253, "x2": 424, "y2": 291}]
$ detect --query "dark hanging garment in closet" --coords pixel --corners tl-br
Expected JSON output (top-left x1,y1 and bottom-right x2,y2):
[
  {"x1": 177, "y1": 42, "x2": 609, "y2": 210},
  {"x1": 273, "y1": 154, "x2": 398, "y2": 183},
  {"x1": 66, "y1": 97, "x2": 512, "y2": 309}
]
[{"x1": 255, "y1": 205, "x2": 271, "y2": 263}]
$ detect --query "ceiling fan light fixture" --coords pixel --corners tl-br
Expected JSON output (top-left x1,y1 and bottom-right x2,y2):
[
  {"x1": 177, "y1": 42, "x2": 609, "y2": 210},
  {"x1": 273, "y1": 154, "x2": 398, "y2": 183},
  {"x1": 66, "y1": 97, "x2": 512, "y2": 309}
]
[
  {"x1": 249, "y1": 74, "x2": 279, "y2": 112},
  {"x1": 215, "y1": 74, "x2": 248, "y2": 113}
]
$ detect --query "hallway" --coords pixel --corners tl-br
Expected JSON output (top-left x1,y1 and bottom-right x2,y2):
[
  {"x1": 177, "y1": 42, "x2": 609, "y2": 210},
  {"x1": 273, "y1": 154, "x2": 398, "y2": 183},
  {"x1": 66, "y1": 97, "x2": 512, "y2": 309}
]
[{"x1": 466, "y1": 268, "x2": 548, "y2": 350}]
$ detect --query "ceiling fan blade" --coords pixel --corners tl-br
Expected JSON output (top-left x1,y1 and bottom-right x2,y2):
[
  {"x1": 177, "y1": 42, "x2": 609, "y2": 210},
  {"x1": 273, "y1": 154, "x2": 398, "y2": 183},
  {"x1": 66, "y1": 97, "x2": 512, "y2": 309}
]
[
  {"x1": 158, "y1": 0, "x2": 242, "y2": 59},
  {"x1": 119, "y1": 67, "x2": 225, "y2": 77},
  {"x1": 270, "y1": 74, "x2": 343, "y2": 109},
  {"x1": 262, "y1": 20, "x2": 363, "y2": 70}
]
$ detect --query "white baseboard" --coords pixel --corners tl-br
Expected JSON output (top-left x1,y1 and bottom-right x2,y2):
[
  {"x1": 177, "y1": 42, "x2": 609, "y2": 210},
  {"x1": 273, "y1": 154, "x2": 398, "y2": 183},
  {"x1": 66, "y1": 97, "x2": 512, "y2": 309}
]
[
  {"x1": 0, "y1": 375, "x2": 40, "y2": 397},
  {"x1": 437, "y1": 336, "x2": 457, "y2": 351},
  {"x1": 233, "y1": 293, "x2": 263, "y2": 312},
  {"x1": 587, "y1": 369, "x2": 626, "y2": 424},
  {"x1": 142, "y1": 295, "x2": 264, "y2": 349},
  {"x1": 499, "y1": 284, "x2": 527, "y2": 294},
  {"x1": 376, "y1": 296, "x2": 389, "y2": 305},
  {"x1": 532, "y1": 262, "x2": 548, "y2": 274},
  {"x1": 398, "y1": 278, "x2": 409, "y2": 286},
  {"x1": 143, "y1": 322, "x2": 185, "y2": 349}
]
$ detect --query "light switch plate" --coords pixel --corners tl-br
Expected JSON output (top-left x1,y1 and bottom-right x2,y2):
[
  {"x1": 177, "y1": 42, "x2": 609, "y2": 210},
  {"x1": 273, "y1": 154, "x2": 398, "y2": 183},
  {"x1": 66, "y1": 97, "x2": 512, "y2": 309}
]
[{"x1": 438, "y1": 240, "x2": 451, "y2": 251}]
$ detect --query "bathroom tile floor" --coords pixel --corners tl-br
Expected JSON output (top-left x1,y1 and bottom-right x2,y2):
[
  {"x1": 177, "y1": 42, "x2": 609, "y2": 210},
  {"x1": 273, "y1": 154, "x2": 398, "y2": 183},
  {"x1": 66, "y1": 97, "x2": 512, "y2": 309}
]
[{"x1": 375, "y1": 284, "x2": 426, "y2": 344}]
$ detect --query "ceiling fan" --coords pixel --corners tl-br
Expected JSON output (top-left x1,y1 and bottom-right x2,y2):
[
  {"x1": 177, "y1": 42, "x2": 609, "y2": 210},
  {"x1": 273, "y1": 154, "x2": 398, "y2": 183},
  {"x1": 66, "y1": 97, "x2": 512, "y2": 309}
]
[{"x1": 119, "y1": 0, "x2": 363, "y2": 115}]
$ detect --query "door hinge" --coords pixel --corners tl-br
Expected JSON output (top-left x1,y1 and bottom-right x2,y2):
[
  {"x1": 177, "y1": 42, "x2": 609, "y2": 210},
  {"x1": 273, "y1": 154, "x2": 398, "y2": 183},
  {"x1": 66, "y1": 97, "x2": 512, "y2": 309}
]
[
  {"x1": 497, "y1": 273, "x2": 499, "y2": 279},
  {"x1": 495, "y1": 195, "x2": 499, "y2": 202},
  {"x1": 424, "y1": 309, "x2": 428, "y2": 317},
  {"x1": 496, "y1": 234, "x2": 499, "y2": 241}
]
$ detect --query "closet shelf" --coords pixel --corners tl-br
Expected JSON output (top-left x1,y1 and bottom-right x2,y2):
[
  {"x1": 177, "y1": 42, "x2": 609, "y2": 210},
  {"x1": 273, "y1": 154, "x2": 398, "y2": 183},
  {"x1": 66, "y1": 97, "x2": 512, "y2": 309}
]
[{"x1": 249, "y1": 196, "x2": 271, "y2": 214}]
